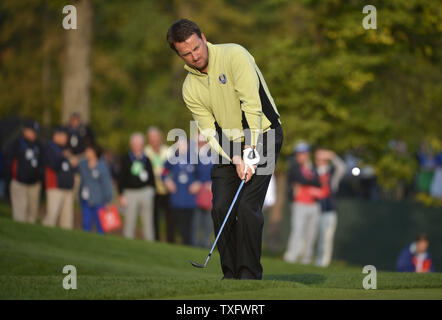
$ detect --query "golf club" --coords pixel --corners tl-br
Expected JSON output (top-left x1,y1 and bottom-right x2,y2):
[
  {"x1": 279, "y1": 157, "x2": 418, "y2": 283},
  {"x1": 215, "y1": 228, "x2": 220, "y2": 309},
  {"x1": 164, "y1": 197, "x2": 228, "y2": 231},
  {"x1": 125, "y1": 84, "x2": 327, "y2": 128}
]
[{"x1": 190, "y1": 173, "x2": 248, "y2": 268}]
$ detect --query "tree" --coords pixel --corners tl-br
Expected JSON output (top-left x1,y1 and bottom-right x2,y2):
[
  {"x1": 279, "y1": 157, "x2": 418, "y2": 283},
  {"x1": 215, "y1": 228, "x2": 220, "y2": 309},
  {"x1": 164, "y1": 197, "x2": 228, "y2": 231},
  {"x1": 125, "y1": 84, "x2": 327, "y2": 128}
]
[{"x1": 61, "y1": 0, "x2": 93, "y2": 124}]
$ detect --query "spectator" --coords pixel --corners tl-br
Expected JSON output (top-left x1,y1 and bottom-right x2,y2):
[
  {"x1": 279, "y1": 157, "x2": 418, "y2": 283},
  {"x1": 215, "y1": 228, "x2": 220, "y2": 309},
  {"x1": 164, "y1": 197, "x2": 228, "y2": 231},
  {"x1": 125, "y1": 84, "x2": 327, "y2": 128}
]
[
  {"x1": 429, "y1": 151, "x2": 442, "y2": 199},
  {"x1": 283, "y1": 142, "x2": 321, "y2": 264},
  {"x1": 66, "y1": 112, "x2": 95, "y2": 213},
  {"x1": 144, "y1": 126, "x2": 173, "y2": 242},
  {"x1": 0, "y1": 151, "x2": 5, "y2": 200},
  {"x1": 67, "y1": 112, "x2": 95, "y2": 156},
  {"x1": 313, "y1": 149, "x2": 346, "y2": 267},
  {"x1": 396, "y1": 234, "x2": 434, "y2": 273},
  {"x1": 191, "y1": 133, "x2": 214, "y2": 248},
  {"x1": 77, "y1": 144, "x2": 113, "y2": 233},
  {"x1": 416, "y1": 141, "x2": 436, "y2": 194},
  {"x1": 161, "y1": 139, "x2": 198, "y2": 245},
  {"x1": 118, "y1": 133, "x2": 156, "y2": 241},
  {"x1": 102, "y1": 149, "x2": 120, "y2": 182},
  {"x1": 42, "y1": 126, "x2": 78, "y2": 229},
  {"x1": 3, "y1": 120, "x2": 44, "y2": 223}
]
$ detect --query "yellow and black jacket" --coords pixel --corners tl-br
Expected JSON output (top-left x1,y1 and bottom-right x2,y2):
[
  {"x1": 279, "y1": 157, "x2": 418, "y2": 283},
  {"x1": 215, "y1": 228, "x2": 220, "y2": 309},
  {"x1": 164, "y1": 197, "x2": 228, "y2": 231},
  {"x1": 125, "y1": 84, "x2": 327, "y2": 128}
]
[{"x1": 182, "y1": 42, "x2": 281, "y2": 162}]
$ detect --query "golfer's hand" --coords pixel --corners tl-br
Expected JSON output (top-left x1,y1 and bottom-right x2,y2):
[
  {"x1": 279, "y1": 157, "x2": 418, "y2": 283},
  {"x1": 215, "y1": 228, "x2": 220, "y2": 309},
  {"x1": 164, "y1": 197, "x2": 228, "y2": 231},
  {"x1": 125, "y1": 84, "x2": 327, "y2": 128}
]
[{"x1": 232, "y1": 155, "x2": 255, "y2": 183}]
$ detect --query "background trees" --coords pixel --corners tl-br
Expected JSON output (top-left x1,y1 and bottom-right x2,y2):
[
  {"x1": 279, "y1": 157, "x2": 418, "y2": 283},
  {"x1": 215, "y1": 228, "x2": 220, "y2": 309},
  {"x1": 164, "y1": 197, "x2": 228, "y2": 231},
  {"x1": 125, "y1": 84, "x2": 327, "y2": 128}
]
[{"x1": 1, "y1": 0, "x2": 441, "y2": 194}]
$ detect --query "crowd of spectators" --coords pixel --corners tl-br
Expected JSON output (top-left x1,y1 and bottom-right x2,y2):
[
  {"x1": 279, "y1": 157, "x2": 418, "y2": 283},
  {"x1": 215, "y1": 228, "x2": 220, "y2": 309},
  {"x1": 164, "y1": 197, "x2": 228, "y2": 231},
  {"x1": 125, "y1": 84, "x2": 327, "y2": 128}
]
[
  {"x1": 0, "y1": 116, "x2": 435, "y2": 271},
  {"x1": 0, "y1": 114, "x2": 214, "y2": 248},
  {"x1": 416, "y1": 141, "x2": 442, "y2": 199}
]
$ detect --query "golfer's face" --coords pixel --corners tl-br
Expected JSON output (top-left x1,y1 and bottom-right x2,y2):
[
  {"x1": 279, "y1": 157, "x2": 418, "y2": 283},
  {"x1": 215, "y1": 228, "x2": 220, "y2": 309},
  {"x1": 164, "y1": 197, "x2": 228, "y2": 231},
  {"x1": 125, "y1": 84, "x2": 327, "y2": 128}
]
[{"x1": 175, "y1": 33, "x2": 208, "y2": 72}]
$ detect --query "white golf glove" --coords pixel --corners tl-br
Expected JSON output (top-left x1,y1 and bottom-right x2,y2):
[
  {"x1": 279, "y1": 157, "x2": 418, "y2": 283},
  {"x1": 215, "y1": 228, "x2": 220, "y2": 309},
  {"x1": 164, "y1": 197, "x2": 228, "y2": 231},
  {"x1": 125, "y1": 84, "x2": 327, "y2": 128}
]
[{"x1": 243, "y1": 147, "x2": 260, "y2": 176}]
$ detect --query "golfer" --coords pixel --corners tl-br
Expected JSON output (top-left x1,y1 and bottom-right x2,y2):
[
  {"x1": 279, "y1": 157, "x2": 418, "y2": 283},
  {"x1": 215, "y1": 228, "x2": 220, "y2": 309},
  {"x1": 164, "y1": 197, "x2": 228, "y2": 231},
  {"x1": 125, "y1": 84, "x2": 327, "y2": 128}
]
[{"x1": 167, "y1": 19, "x2": 283, "y2": 279}]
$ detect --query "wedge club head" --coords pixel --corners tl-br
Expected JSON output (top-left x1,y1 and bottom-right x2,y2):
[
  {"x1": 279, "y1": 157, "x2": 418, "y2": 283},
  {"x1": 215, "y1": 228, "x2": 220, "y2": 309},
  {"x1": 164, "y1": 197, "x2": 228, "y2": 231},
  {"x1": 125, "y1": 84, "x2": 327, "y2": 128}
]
[
  {"x1": 190, "y1": 254, "x2": 211, "y2": 268},
  {"x1": 189, "y1": 260, "x2": 206, "y2": 268}
]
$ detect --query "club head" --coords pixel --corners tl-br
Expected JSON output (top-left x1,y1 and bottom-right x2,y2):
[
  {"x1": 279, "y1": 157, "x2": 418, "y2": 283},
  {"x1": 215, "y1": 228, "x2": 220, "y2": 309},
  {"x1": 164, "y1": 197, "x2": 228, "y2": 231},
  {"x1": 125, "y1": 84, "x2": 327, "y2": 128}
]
[{"x1": 190, "y1": 260, "x2": 206, "y2": 268}]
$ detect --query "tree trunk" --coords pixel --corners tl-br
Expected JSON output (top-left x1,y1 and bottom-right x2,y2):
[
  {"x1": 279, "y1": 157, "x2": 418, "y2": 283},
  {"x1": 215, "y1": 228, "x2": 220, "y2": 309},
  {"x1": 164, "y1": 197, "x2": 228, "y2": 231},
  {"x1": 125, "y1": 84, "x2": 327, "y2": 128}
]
[
  {"x1": 169, "y1": 0, "x2": 191, "y2": 98},
  {"x1": 42, "y1": 50, "x2": 51, "y2": 127},
  {"x1": 61, "y1": 0, "x2": 93, "y2": 124}
]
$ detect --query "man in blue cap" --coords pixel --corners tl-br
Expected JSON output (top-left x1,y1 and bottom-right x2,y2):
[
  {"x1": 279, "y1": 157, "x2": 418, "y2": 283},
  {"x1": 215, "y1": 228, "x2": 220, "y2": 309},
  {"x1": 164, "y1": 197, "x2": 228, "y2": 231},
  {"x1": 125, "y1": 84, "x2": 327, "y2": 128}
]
[{"x1": 3, "y1": 119, "x2": 44, "y2": 223}]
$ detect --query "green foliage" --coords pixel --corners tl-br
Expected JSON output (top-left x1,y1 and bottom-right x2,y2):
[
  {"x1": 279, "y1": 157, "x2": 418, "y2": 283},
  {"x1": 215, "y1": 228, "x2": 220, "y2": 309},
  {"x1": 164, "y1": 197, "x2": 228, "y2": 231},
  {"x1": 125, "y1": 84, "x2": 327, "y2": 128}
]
[
  {"x1": 0, "y1": 0, "x2": 441, "y2": 193},
  {"x1": 376, "y1": 151, "x2": 418, "y2": 192}
]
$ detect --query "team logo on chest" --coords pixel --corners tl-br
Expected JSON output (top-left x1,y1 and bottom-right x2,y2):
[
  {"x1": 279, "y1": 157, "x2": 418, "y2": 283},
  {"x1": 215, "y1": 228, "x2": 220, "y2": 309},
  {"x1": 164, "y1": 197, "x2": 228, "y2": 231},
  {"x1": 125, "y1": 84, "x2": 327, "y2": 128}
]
[{"x1": 218, "y1": 73, "x2": 227, "y2": 84}]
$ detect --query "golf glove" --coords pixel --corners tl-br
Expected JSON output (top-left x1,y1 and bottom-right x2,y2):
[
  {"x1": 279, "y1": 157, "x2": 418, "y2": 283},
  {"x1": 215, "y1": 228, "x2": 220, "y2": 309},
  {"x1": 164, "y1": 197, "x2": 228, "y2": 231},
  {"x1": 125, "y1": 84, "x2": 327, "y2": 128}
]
[{"x1": 243, "y1": 147, "x2": 260, "y2": 175}]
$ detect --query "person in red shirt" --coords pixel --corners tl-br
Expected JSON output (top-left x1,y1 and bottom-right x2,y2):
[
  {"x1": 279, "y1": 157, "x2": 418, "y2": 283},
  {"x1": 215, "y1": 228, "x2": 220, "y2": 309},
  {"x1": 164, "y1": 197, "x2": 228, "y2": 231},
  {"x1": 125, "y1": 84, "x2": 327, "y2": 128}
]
[{"x1": 283, "y1": 142, "x2": 322, "y2": 264}]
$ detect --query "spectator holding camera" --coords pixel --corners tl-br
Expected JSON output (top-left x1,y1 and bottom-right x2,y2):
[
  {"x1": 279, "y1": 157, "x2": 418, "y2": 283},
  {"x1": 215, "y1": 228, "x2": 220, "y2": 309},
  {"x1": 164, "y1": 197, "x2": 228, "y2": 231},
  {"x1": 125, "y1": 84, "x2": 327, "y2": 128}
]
[{"x1": 313, "y1": 148, "x2": 346, "y2": 267}]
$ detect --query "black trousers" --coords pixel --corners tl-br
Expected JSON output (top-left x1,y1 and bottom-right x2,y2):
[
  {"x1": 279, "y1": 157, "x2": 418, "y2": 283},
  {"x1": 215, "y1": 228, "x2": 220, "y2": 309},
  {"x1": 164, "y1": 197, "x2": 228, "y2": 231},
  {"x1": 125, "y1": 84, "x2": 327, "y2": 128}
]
[{"x1": 210, "y1": 125, "x2": 283, "y2": 279}]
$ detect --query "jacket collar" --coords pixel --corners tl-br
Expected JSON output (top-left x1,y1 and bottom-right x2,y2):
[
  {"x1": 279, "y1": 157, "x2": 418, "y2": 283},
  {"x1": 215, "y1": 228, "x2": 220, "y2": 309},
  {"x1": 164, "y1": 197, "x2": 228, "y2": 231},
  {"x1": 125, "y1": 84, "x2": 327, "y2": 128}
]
[{"x1": 183, "y1": 42, "x2": 214, "y2": 76}]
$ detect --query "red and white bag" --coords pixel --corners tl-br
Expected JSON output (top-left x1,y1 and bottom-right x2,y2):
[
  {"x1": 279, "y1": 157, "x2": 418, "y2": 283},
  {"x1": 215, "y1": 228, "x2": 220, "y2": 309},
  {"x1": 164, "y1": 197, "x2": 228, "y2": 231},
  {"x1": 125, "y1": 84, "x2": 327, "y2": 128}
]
[{"x1": 98, "y1": 204, "x2": 122, "y2": 233}]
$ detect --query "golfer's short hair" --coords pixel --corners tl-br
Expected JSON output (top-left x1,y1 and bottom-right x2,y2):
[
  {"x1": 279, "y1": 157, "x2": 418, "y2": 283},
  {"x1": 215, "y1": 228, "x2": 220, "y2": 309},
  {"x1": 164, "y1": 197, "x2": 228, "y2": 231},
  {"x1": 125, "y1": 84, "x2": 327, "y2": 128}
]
[{"x1": 167, "y1": 19, "x2": 202, "y2": 53}]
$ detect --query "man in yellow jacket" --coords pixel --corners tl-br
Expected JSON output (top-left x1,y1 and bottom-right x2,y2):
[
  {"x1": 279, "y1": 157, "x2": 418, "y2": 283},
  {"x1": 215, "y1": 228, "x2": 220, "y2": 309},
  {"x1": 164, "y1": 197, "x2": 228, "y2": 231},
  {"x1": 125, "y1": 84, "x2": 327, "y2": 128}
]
[{"x1": 167, "y1": 19, "x2": 283, "y2": 279}]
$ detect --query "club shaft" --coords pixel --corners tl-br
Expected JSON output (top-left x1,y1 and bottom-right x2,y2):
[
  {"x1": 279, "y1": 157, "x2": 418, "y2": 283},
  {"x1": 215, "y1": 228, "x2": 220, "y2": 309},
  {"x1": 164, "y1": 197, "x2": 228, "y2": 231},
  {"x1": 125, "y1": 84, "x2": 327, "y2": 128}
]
[{"x1": 207, "y1": 179, "x2": 245, "y2": 259}]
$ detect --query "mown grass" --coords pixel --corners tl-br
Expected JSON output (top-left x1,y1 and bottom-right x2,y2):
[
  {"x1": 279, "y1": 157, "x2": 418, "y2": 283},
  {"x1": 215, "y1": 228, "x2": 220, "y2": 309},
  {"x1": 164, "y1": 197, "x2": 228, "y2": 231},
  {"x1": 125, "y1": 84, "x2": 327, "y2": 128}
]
[{"x1": 0, "y1": 214, "x2": 441, "y2": 300}]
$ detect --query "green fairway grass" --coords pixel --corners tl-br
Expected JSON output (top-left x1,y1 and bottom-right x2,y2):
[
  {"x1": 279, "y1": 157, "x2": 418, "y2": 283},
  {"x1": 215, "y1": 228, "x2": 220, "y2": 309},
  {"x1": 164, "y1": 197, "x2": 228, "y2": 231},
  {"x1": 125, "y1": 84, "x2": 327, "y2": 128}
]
[{"x1": 0, "y1": 215, "x2": 441, "y2": 300}]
